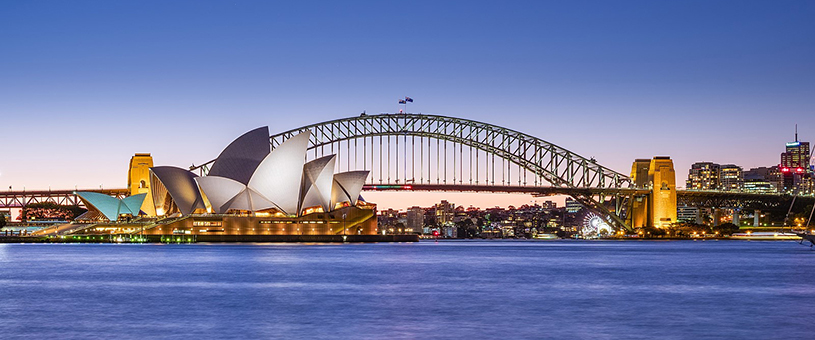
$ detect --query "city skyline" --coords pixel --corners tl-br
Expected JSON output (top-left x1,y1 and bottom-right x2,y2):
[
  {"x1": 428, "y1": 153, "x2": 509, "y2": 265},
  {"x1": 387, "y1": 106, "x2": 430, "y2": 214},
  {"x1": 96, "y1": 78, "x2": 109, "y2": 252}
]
[{"x1": 2, "y1": 1, "x2": 814, "y2": 209}]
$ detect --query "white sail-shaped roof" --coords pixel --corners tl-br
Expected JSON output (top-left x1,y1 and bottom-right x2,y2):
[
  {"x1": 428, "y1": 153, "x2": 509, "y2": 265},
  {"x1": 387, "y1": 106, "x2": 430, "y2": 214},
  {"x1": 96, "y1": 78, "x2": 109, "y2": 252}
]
[
  {"x1": 120, "y1": 194, "x2": 147, "y2": 215},
  {"x1": 207, "y1": 126, "x2": 270, "y2": 185},
  {"x1": 195, "y1": 176, "x2": 246, "y2": 214},
  {"x1": 248, "y1": 131, "x2": 311, "y2": 215},
  {"x1": 222, "y1": 187, "x2": 277, "y2": 212},
  {"x1": 76, "y1": 192, "x2": 146, "y2": 221},
  {"x1": 330, "y1": 171, "x2": 369, "y2": 208},
  {"x1": 299, "y1": 155, "x2": 336, "y2": 213},
  {"x1": 150, "y1": 166, "x2": 206, "y2": 216}
]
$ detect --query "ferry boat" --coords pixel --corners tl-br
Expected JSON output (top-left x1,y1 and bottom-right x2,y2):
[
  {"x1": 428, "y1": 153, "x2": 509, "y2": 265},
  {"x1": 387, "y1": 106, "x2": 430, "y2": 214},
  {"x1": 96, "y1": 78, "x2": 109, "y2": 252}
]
[{"x1": 729, "y1": 232, "x2": 801, "y2": 240}]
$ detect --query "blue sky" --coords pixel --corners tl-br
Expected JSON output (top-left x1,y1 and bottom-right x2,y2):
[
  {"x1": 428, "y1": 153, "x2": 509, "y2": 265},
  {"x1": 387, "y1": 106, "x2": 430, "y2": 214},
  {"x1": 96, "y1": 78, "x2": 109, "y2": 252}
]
[{"x1": 1, "y1": 1, "x2": 813, "y2": 208}]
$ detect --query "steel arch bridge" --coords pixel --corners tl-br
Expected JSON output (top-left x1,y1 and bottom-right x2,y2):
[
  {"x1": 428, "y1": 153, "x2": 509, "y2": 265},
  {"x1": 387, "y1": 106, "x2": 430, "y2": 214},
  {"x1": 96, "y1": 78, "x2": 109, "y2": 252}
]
[{"x1": 193, "y1": 113, "x2": 636, "y2": 228}]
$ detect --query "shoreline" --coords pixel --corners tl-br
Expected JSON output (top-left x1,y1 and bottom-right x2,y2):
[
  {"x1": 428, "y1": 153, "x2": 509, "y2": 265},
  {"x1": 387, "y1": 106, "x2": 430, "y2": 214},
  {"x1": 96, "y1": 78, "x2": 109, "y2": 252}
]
[
  {"x1": 0, "y1": 234, "x2": 420, "y2": 244},
  {"x1": 0, "y1": 235, "x2": 804, "y2": 244}
]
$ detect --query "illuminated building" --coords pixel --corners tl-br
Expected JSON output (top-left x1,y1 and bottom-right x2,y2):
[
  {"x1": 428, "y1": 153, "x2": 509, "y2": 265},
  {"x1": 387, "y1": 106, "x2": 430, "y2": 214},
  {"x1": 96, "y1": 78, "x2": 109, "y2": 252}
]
[
  {"x1": 780, "y1": 133, "x2": 810, "y2": 170},
  {"x1": 76, "y1": 127, "x2": 378, "y2": 239},
  {"x1": 628, "y1": 156, "x2": 677, "y2": 228},
  {"x1": 742, "y1": 180, "x2": 777, "y2": 194},
  {"x1": 76, "y1": 192, "x2": 146, "y2": 221},
  {"x1": 744, "y1": 167, "x2": 782, "y2": 193},
  {"x1": 628, "y1": 159, "x2": 651, "y2": 228},
  {"x1": 719, "y1": 164, "x2": 743, "y2": 191},
  {"x1": 649, "y1": 157, "x2": 677, "y2": 228},
  {"x1": 677, "y1": 206, "x2": 700, "y2": 224},
  {"x1": 685, "y1": 163, "x2": 743, "y2": 192},
  {"x1": 565, "y1": 198, "x2": 582, "y2": 213},
  {"x1": 127, "y1": 153, "x2": 155, "y2": 216},
  {"x1": 686, "y1": 162, "x2": 720, "y2": 190},
  {"x1": 779, "y1": 127, "x2": 811, "y2": 194},
  {"x1": 435, "y1": 200, "x2": 454, "y2": 226},
  {"x1": 540, "y1": 200, "x2": 556, "y2": 210}
]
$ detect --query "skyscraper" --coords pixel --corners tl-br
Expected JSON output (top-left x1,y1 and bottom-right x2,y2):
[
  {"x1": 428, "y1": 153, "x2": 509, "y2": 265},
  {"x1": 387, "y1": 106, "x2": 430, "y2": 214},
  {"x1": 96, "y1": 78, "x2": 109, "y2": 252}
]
[
  {"x1": 780, "y1": 125, "x2": 810, "y2": 170},
  {"x1": 779, "y1": 125, "x2": 812, "y2": 194}
]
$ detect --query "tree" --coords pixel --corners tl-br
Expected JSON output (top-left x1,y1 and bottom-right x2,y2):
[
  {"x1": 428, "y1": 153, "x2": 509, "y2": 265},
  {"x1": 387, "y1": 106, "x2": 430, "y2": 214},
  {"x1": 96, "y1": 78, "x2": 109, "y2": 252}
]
[
  {"x1": 641, "y1": 226, "x2": 666, "y2": 237},
  {"x1": 0, "y1": 214, "x2": 6, "y2": 229},
  {"x1": 675, "y1": 222, "x2": 710, "y2": 237},
  {"x1": 712, "y1": 222, "x2": 739, "y2": 236},
  {"x1": 456, "y1": 218, "x2": 479, "y2": 238},
  {"x1": 22, "y1": 202, "x2": 86, "y2": 220}
]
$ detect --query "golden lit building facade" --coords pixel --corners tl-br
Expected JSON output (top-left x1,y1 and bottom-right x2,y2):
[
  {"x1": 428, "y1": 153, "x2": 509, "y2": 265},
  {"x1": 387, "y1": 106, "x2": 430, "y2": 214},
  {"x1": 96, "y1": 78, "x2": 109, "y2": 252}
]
[
  {"x1": 628, "y1": 157, "x2": 677, "y2": 229},
  {"x1": 649, "y1": 157, "x2": 677, "y2": 228},
  {"x1": 128, "y1": 153, "x2": 155, "y2": 216}
]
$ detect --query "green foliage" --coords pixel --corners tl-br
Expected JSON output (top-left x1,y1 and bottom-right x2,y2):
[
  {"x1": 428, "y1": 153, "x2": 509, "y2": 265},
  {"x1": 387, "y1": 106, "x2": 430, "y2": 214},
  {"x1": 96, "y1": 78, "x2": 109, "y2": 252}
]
[
  {"x1": 0, "y1": 214, "x2": 6, "y2": 228},
  {"x1": 641, "y1": 226, "x2": 666, "y2": 237},
  {"x1": 674, "y1": 222, "x2": 711, "y2": 236},
  {"x1": 712, "y1": 223, "x2": 739, "y2": 236},
  {"x1": 794, "y1": 204, "x2": 814, "y2": 221},
  {"x1": 22, "y1": 202, "x2": 86, "y2": 221},
  {"x1": 456, "y1": 218, "x2": 480, "y2": 238}
]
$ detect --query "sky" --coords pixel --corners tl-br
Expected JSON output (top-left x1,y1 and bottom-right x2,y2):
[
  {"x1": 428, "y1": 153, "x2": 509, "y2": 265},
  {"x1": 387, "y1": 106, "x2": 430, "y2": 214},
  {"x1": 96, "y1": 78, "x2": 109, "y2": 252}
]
[{"x1": 1, "y1": 1, "x2": 814, "y2": 210}]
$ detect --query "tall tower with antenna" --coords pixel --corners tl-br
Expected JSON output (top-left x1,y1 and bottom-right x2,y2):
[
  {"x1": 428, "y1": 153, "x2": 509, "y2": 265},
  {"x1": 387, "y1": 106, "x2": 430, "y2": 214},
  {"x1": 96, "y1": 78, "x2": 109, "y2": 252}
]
[
  {"x1": 781, "y1": 124, "x2": 809, "y2": 170},
  {"x1": 780, "y1": 124, "x2": 811, "y2": 193}
]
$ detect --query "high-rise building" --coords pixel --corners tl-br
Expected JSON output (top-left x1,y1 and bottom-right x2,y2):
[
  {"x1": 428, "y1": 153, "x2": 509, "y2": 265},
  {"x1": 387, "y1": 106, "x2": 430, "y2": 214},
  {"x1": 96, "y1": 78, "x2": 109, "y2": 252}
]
[
  {"x1": 719, "y1": 164, "x2": 743, "y2": 191},
  {"x1": 779, "y1": 126, "x2": 812, "y2": 194},
  {"x1": 686, "y1": 162, "x2": 720, "y2": 190},
  {"x1": 435, "y1": 200, "x2": 455, "y2": 226},
  {"x1": 780, "y1": 135, "x2": 810, "y2": 170},
  {"x1": 406, "y1": 207, "x2": 424, "y2": 234},
  {"x1": 565, "y1": 198, "x2": 583, "y2": 213}
]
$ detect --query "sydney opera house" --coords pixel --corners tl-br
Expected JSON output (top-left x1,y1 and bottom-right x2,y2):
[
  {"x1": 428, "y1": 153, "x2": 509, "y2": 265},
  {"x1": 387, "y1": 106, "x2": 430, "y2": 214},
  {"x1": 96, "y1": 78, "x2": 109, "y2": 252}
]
[{"x1": 61, "y1": 127, "x2": 385, "y2": 242}]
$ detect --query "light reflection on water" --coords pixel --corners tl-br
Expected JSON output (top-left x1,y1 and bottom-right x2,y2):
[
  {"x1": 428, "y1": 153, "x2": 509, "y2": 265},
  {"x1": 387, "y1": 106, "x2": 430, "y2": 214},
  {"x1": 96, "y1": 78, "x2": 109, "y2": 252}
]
[{"x1": 0, "y1": 241, "x2": 813, "y2": 339}]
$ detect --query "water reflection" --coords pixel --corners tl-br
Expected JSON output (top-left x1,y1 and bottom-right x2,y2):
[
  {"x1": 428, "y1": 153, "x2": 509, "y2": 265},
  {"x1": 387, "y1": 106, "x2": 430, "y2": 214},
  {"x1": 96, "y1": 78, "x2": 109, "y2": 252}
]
[{"x1": 0, "y1": 241, "x2": 812, "y2": 339}]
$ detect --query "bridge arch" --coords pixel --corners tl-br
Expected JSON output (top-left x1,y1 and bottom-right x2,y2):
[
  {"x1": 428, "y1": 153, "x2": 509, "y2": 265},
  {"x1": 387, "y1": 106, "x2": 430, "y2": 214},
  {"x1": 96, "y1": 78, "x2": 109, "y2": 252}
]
[
  {"x1": 194, "y1": 113, "x2": 634, "y2": 228},
  {"x1": 267, "y1": 114, "x2": 630, "y2": 189}
]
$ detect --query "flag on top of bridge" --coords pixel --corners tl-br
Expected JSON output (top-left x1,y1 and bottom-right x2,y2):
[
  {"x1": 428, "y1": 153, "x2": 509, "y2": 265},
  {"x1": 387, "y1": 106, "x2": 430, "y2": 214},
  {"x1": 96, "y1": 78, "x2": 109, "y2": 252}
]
[
  {"x1": 398, "y1": 99, "x2": 407, "y2": 104},
  {"x1": 405, "y1": 97, "x2": 413, "y2": 102}
]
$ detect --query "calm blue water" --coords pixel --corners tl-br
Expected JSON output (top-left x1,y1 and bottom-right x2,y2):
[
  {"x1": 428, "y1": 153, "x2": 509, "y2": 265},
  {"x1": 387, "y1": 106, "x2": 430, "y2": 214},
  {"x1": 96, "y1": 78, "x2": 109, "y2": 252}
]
[{"x1": 1, "y1": 240, "x2": 813, "y2": 339}]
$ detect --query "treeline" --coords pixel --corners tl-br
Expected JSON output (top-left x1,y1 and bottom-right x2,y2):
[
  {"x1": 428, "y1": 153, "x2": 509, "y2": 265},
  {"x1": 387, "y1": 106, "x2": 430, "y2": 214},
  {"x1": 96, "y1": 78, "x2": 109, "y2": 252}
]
[{"x1": 21, "y1": 202, "x2": 87, "y2": 221}]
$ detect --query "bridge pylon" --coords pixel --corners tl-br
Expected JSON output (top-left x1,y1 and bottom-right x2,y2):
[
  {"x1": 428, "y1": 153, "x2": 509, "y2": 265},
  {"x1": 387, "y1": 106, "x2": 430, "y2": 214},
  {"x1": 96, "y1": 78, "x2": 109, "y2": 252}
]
[
  {"x1": 128, "y1": 153, "x2": 155, "y2": 216},
  {"x1": 628, "y1": 156, "x2": 677, "y2": 229}
]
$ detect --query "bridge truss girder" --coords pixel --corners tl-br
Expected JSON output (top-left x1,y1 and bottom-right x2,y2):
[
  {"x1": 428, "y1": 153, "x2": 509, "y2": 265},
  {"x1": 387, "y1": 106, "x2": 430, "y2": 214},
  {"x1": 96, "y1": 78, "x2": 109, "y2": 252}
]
[
  {"x1": 677, "y1": 191, "x2": 815, "y2": 211},
  {"x1": 0, "y1": 189, "x2": 128, "y2": 210}
]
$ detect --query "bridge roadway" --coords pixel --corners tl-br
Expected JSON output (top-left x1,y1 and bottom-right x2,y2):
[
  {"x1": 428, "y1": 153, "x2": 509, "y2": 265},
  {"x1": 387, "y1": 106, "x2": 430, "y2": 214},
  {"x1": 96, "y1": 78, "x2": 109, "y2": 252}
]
[
  {"x1": 364, "y1": 185, "x2": 813, "y2": 209},
  {"x1": 363, "y1": 183, "x2": 649, "y2": 197},
  {"x1": 0, "y1": 188, "x2": 129, "y2": 209},
  {"x1": 0, "y1": 186, "x2": 810, "y2": 210}
]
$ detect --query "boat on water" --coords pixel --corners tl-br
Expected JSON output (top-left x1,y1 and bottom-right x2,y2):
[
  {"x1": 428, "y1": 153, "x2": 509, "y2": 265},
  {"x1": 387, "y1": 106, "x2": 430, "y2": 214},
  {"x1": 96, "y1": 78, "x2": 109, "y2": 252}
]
[
  {"x1": 730, "y1": 232, "x2": 802, "y2": 240},
  {"x1": 795, "y1": 231, "x2": 815, "y2": 246},
  {"x1": 533, "y1": 233, "x2": 558, "y2": 240}
]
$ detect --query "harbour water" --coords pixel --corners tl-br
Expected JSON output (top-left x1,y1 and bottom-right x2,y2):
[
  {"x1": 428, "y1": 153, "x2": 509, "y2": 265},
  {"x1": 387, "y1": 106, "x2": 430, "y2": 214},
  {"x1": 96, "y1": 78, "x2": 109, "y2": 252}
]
[{"x1": 0, "y1": 240, "x2": 813, "y2": 339}]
